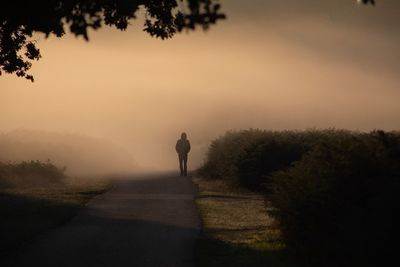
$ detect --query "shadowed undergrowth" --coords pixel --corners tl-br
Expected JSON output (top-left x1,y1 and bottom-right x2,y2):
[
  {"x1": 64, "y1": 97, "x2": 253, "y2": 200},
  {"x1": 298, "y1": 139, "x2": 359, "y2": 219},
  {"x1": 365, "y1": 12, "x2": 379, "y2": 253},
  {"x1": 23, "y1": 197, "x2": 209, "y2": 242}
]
[
  {"x1": 197, "y1": 129, "x2": 400, "y2": 267},
  {"x1": 195, "y1": 237, "x2": 291, "y2": 267},
  {"x1": 0, "y1": 161, "x2": 110, "y2": 256}
]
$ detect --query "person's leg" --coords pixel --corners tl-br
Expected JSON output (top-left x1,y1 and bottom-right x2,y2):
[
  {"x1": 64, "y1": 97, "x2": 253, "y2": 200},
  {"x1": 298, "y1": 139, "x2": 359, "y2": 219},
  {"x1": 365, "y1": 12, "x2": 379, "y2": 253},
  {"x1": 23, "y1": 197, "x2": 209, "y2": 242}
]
[
  {"x1": 178, "y1": 154, "x2": 184, "y2": 176},
  {"x1": 183, "y1": 154, "x2": 188, "y2": 176}
]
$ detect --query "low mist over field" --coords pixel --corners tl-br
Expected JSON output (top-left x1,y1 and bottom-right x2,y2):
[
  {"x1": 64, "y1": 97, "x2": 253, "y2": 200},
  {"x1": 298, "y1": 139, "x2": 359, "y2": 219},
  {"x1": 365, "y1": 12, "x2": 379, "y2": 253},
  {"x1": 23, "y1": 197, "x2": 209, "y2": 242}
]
[
  {"x1": 1, "y1": 0, "x2": 400, "y2": 171},
  {"x1": 0, "y1": 130, "x2": 136, "y2": 176}
]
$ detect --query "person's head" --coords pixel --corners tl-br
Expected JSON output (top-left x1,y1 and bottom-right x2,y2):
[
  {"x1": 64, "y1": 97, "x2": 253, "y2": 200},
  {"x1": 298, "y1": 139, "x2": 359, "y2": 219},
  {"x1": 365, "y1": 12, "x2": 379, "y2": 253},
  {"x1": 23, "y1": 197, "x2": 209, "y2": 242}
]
[{"x1": 181, "y1": 132, "x2": 187, "y2": 140}]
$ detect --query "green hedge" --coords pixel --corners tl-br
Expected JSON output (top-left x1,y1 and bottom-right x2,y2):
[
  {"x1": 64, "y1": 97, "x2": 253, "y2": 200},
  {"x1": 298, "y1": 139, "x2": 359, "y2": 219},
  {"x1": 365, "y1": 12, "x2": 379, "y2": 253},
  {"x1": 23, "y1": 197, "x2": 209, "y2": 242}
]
[
  {"x1": 199, "y1": 129, "x2": 341, "y2": 188},
  {"x1": 198, "y1": 129, "x2": 400, "y2": 266},
  {"x1": 198, "y1": 130, "x2": 269, "y2": 182}
]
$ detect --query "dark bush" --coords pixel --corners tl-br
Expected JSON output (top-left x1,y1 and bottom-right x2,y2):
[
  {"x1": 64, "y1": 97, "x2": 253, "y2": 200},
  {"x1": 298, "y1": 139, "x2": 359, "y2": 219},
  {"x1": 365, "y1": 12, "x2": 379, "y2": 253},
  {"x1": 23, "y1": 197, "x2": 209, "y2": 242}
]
[
  {"x1": 198, "y1": 129, "x2": 344, "y2": 189},
  {"x1": 0, "y1": 160, "x2": 66, "y2": 188},
  {"x1": 269, "y1": 130, "x2": 400, "y2": 266},
  {"x1": 199, "y1": 129, "x2": 400, "y2": 266},
  {"x1": 237, "y1": 132, "x2": 307, "y2": 190},
  {"x1": 198, "y1": 129, "x2": 270, "y2": 182}
]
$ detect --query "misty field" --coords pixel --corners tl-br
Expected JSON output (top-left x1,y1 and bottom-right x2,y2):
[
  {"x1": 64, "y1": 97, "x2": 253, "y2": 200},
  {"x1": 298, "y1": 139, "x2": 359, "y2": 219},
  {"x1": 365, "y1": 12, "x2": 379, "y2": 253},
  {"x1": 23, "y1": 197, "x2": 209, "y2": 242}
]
[
  {"x1": 0, "y1": 161, "x2": 110, "y2": 257},
  {"x1": 197, "y1": 129, "x2": 400, "y2": 267}
]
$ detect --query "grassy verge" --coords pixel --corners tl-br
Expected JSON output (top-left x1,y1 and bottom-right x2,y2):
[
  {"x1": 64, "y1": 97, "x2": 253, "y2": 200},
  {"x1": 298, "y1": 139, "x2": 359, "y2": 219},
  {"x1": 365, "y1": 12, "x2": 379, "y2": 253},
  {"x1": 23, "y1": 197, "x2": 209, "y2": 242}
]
[
  {"x1": 0, "y1": 177, "x2": 111, "y2": 256},
  {"x1": 193, "y1": 176, "x2": 293, "y2": 267}
]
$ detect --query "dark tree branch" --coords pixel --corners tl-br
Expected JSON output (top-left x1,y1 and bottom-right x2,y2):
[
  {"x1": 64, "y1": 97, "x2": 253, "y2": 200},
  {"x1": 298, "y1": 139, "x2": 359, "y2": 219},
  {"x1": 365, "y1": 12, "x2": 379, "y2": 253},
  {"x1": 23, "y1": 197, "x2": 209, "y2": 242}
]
[{"x1": 0, "y1": 0, "x2": 225, "y2": 81}]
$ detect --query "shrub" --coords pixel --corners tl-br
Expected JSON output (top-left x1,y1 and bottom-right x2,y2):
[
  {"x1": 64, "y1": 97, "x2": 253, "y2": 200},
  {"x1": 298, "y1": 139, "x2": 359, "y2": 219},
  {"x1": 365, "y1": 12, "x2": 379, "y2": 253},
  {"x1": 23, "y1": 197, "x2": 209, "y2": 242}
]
[
  {"x1": 0, "y1": 160, "x2": 66, "y2": 188},
  {"x1": 198, "y1": 129, "x2": 347, "y2": 189},
  {"x1": 199, "y1": 129, "x2": 400, "y2": 266},
  {"x1": 198, "y1": 129, "x2": 269, "y2": 182},
  {"x1": 269, "y1": 131, "x2": 400, "y2": 266},
  {"x1": 237, "y1": 131, "x2": 307, "y2": 190}
]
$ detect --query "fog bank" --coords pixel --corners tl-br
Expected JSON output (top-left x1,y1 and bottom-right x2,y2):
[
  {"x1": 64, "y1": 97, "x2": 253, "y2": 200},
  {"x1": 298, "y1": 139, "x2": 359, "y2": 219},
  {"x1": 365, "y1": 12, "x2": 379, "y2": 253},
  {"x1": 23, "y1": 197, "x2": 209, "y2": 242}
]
[
  {"x1": 0, "y1": 130, "x2": 136, "y2": 176},
  {"x1": 1, "y1": 0, "x2": 399, "y2": 170}
]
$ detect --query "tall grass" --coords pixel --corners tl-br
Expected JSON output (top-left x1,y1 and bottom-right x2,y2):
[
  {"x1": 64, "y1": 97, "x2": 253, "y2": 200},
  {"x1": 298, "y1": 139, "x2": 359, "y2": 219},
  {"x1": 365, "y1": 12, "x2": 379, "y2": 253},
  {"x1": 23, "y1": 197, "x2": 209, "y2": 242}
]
[{"x1": 198, "y1": 129, "x2": 400, "y2": 266}]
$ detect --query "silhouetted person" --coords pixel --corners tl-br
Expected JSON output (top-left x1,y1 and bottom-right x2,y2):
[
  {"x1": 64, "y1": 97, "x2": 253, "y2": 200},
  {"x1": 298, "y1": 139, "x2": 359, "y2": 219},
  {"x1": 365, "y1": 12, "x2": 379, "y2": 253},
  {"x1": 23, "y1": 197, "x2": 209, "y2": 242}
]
[{"x1": 176, "y1": 132, "x2": 191, "y2": 176}]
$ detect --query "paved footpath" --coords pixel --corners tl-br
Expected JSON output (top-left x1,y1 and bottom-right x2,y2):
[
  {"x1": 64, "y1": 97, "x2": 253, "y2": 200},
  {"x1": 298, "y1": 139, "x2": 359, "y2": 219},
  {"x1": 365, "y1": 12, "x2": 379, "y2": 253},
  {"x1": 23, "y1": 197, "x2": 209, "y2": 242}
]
[{"x1": 7, "y1": 173, "x2": 201, "y2": 267}]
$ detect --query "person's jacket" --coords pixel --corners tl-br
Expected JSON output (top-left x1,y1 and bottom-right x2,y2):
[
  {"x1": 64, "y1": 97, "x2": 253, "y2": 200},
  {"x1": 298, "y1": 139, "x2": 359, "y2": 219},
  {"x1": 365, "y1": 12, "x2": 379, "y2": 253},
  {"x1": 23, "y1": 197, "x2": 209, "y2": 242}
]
[{"x1": 176, "y1": 139, "x2": 191, "y2": 155}]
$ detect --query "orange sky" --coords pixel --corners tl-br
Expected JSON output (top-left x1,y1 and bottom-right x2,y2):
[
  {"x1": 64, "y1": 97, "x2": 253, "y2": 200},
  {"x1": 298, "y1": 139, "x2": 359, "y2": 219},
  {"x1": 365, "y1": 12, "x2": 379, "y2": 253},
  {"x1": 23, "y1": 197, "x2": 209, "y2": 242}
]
[{"x1": 1, "y1": 0, "x2": 400, "y2": 170}]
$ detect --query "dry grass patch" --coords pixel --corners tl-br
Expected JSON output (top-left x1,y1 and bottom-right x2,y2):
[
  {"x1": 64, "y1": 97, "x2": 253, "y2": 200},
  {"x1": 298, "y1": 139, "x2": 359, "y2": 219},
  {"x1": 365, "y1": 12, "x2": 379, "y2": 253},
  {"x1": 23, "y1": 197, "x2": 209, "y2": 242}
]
[{"x1": 193, "y1": 176, "x2": 291, "y2": 267}]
